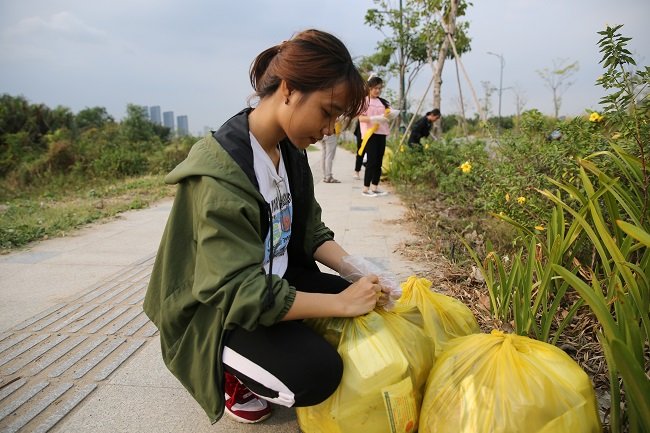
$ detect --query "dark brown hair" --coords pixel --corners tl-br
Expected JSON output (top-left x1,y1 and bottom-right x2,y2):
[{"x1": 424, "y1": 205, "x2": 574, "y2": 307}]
[
  {"x1": 249, "y1": 29, "x2": 368, "y2": 118},
  {"x1": 367, "y1": 76, "x2": 384, "y2": 89}
]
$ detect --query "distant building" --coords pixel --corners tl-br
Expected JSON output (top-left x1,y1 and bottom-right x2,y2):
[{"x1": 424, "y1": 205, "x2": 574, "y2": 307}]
[
  {"x1": 140, "y1": 106, "x2": 150, "y2": 120},
  {"x1": 177, "y1": 115, "x2": 189, "y2": 136},
  {"x1": 163, "y1": 111, "x2": 174, "y2": 131},
  {"x1": 149, "y1": 106, "x2": 161, "y2": 125}
]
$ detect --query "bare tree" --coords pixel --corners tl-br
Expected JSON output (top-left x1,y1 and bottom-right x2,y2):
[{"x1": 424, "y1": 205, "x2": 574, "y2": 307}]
[
  {"x1": 480, "y1": 80, "x2": 496, "y2": 118},
  {"x1": 537, "y1": 58, "x2": 579, "y2": 118},
  {"x1": 512, "y1": 82, "x2": 528, "y2": 118},
  {"x1": 409, "y1": 0, "x2": 471, "y2": 136}
]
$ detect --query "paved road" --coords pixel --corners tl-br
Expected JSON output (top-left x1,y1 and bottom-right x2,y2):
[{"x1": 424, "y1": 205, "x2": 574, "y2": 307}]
[{"x1": 0, "y1": 143, "x2": 426, "y2": 433}]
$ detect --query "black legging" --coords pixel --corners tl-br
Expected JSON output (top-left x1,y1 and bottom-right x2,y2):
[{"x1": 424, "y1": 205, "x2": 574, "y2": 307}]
[
  {"x1": 363, "y1": 133, "x2": 387, "y2": 187},
  {"x1": 354, "y1": 123, "x2": 364, "y2": 172},
  {"x1": 222, "y1": 268, "x2": 349, "y2": 407}
]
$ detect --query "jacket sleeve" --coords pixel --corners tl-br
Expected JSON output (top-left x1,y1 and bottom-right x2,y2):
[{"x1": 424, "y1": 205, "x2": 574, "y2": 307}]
[
  {"x1": 191, "y1": 177, "x2": 295, "y2": 329},
  {"x1": 307, "y1": 194, "x2": 335, "y2": 253}
]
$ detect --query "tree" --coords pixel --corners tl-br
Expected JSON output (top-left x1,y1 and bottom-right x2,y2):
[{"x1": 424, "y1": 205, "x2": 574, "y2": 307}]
[
  {"x1": 46, "y1": 105, "x2": 75, "y2": 132},
  {"x1": 416, "y1": 1, "x2": 469, "y2": 107},
  {"x1": 480, "y1": 80, "x2": 496, "y2": 118},
  {"x1": 0, "y1": 94, "x2": 31, "y2": 135},
  {"x1": 75, "y1": 106, "x2": 115, "y2": 131},
  {"x1": 0, "y1": 94, "x2": 72, "y2": 157},
  {"x1": 512, "y1": 82, "x2": 528, "y2": 118},
  {"x1": 356, "y1": 49, "x2": 393, "y2": 80},
  {"x1": 364, "y1": 0, "x2": 428, "y2": 123},
  {"x1": 364, "y1": 0, "x2": 471, "y2": 131},
  {"x1": 537, "y1": 58, "x2": 579, "y2": 118},
  {"x1": 121, "y1": 104, "x2": 155, "y2": 142}
]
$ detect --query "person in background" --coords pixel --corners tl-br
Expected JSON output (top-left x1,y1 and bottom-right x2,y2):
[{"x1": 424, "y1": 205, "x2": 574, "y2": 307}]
[
  {"x1": 408, "y1": 109, "x2": 441, "y2": 147},
  {"x1": 358, "y1": 76, "x2": 390, "y2": 197},
  {"x1": 353, "y1": 119, "x2": 363, "y2": 180},
  {"x1": 144, "y1": 29, "x2": 390, "y2": 426},
  {"x1": 320, "y1": 121, "x2": 340, "y2": 183}
]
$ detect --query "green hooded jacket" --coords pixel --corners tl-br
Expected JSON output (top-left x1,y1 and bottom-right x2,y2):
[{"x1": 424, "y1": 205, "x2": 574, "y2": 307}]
[{"x1": 143, "y1": 109, "x2": 334, "y2": 422}]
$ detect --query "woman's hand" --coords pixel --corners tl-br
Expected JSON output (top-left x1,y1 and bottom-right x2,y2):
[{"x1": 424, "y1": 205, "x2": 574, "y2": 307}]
[{"x1": 336, "y1": 275, "x2": 388, "y2": 317}]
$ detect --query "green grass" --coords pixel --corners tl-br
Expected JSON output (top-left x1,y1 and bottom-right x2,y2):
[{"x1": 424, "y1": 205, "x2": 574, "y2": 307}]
[{"x1": 0, "y1": 175, "x2": 175, "y2": 252}]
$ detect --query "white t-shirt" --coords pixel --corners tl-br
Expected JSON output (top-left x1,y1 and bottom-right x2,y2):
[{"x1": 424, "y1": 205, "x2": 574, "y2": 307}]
[{"x1": 250, "y1": 132, "x2": 292, "y2": 277}]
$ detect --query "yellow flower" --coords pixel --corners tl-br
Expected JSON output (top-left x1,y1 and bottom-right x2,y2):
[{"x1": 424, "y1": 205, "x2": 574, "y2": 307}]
[
  {"x1": 505, "y1": 193, "x2": 510, "y2": 202},
  {"x1": 611, "y1": 132, "x2": 622, "y2": 140},
  {"x1": 459, "y1": 161, "x2": 472, "y2": 173},
  {"x1": 399, "y1": 145, "x2": 405, "y2": 153},
  {"x1": 517, "y1": 196, "x2": 526, "y2": 205},
  {"x1": 535, "y1": 225, "x2": 545, "y2": 231},
  {"x1": 589, "y1": 112, "x2": 603, "y2": 122},
  {"x1": 424, "y1": 143, "x2": 429, "y2": 150},
  {"x1": 498, "y1": 211, "x2": 505, "y2": 216}
]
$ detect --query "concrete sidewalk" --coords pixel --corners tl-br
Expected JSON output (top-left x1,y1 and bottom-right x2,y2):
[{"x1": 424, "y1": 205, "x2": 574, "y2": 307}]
[{"x1": 0, "y1": 143, "x2": 426, "y2": 433}]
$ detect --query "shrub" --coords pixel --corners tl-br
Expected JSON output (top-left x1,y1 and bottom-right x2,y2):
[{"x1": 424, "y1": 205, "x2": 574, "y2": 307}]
[
  {"x1": 148, "y1": 136, "x2": 194, "y2": 174},
  {"x1": 388, "y1": 136, "x2": 488, "y2": 199},
  {"x1": 465, "y1": 25, "x2": 649, "y2": 432}
]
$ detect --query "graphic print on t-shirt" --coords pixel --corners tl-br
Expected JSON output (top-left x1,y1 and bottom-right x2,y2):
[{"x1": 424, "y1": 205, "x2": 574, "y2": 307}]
[
  {"x1": 250, "y1": 131, "x2": 293, "y2": 276},
  {"x1": 268, "y1": 178, "x2": 292, "y2": 259}
]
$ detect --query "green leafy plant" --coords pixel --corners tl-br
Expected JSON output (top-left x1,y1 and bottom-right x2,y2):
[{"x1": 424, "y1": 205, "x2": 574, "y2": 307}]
[
  {"x1": 460, "y1": 203, "x2": 584, "y2": 344},
  {"x1": 546, "y1": 25, "x2": 648, "y2": 433},
  {"x1": 456, "y1": 25, "x2": 648, "y2": 432},
  {"x1": 547, "y1": 148, "x2": 649, "y2": 432}
]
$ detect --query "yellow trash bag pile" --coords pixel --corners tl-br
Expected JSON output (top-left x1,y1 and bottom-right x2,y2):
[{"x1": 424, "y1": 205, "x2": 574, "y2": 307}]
[
  {"x1": 297, "y1": 276, "x2": 478, "y2": 433},
  {"x1": 398, "y1": 276, "x2": 480, "y2": 356},
  {"x1": 299, "y1": 276, "x2": 600, "y2": 433},
  {"x1": 419, "y1": 330, "x2": 602, "y2": 433}
]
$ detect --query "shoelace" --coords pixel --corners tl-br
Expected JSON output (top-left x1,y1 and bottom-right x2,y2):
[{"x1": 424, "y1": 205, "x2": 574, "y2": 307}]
[{"x1": 228, "y1": 380, "x2": 253, "y2": 404}]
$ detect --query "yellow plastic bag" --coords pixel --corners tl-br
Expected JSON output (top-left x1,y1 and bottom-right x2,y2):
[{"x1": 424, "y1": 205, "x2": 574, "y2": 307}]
[
  {"x1": 382, "y1": 146, "x2": 393, "y2": 176},
  {"x1": 380, "y1": 304, "x2": 433, "y2": 397},
  {"x1": 419, "y1": 330, "x2": 602, "y2": 433},
  {"x1": 398, "y1": 276, "x2": 479, "y2": 356},
  {"x1": 298, "y1": 307, "x2": 433, "y2": 433}
]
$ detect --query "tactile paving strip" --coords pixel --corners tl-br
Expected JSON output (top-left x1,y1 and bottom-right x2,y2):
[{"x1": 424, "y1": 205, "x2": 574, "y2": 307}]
[{"x1": 0, "y1": 254, "x2": 158, "y2": 433}]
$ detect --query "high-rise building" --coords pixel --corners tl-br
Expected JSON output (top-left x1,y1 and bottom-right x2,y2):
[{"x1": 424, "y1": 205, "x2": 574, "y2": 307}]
[
  {"x1": 163, "y1": 111, "x2": 174, "y2": 131},
  {"x1": 177, "y1": 115, "x2": 189, "y2": 136},
  {"x1": 149, "y1": 106, "x2": 161, "y2": 125},
  {"x1": 140, "y1": 106, "x2": 150, "y2": 121}
]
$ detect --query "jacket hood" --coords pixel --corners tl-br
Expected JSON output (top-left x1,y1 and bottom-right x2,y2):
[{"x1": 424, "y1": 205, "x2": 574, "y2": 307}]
[{"x1": 165, "y1": 109, "x2": 260, "y2": 190}]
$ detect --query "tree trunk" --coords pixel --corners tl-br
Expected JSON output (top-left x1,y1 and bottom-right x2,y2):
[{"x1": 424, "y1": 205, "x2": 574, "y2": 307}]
[
  {"x1": 431, "y1": 0, "x2": 458, "y2": 137},
  {"x1": 431, "y1": 38, "x2": 448, "y2": 138},
  {"x1": 553, "y1": 87, "x2": 560, "y2": 118}
]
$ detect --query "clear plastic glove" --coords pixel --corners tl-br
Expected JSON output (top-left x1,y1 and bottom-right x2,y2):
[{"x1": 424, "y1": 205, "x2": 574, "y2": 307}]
[
  {"x1": 385, "y1": 109, "x2": 400, "y2": 121},
  {"x1": 369, "y1": 115, "x2": 389, "y2": 124},
  {"x1": 339, "y1": 255, "x2": 402, "y2": 310}
]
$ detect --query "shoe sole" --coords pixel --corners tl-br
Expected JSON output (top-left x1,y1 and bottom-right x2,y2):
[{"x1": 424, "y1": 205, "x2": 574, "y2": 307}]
[{"x1": 224, "y1": 407, "x2": 272, "y2": 424}]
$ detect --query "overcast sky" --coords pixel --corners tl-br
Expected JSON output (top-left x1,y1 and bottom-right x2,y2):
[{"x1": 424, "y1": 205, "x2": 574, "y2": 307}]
[{"x1": 1, "y1": 0, "x2": 648, "y2": 135}]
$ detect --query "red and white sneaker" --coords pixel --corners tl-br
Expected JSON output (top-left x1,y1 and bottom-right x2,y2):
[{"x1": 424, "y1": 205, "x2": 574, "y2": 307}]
[{"x1": 224, "y1": 372, "x2": 272, "y2": 423}]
